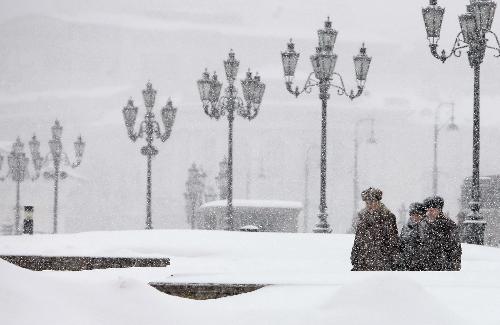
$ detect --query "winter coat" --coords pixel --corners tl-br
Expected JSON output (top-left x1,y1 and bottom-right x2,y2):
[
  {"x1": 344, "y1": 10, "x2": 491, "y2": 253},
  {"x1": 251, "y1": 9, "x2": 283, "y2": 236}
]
[
  {"x1": 419, "y1": 215, "x2": 462, "y2": 271},
  {"x1": 351, "y1": 204, "x2": 400, "y2": 271},
  {"x1": 399, "y1": 219, "x2": 426, "y2": 271}
]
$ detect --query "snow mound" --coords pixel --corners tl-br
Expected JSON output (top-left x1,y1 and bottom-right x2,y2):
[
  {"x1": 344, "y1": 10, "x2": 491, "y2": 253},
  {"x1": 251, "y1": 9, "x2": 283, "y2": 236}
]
[{"x1": 325, "y1": 274, "x2": 465, "y2": 325}]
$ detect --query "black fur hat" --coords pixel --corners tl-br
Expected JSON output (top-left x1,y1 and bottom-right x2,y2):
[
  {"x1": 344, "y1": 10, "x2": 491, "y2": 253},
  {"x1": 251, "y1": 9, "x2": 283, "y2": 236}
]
[
  {"x1": 423, "y1": 196, "x2": 444, "y2": 210},
  {"x1": 361, "y1": 187, "x2": 383, "y2": 202},
  {"x1": 408, "y1": 202, "x2": 426, "y2": 215}
]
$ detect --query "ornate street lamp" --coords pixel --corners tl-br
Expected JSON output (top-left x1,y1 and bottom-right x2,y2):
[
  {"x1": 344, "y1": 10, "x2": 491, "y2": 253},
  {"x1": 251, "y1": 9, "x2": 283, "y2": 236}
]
[
  {"x1": 184, "y1": 163, "x2": 206, "y2": 229},
  {"x1": 197, "y1": 50, "x2": 265, "y2": 231},
  {"x1": 351, "y1": 118, "x2": 377, "y2": 233},
  {"x1": 281, "y1": 17, "x2": 372, "y2": 233},
  {"x1": 29, "y1": 121, "x2": 85, "y2": 234},
  {"x1": 122, "y1": 81, "x2": 177, "y2": 230},
  {"x1": 0, "y1": 138, "x2": 33, "y2": 235},
  {"x1": 421, "y1": 0, "x2": 499, "y2": 244},
  {"x1": 432, "y1": 102, "x2": 458, "y2": 196}
]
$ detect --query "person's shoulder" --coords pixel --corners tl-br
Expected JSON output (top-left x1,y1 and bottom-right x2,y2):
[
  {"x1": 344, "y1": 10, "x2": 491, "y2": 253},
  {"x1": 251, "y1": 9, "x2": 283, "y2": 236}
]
[
  {"x1": 436, "y1": 215, "x2": 458, "y2": 231},
  {"x1": 438, "y1": 215, "x2": 457, "y2": 226},
  {"x1": 380, "y1": 204, "x2": 396, "y2": 219},
  {"x1": 357, "y1": 208, "x2": 368, "y2": 219}
]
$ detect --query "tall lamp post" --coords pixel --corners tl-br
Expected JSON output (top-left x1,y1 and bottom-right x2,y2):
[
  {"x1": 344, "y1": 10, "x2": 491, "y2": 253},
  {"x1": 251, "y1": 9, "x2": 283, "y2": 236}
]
[
  {"x1": 0, "y1": 138, "x2": 33, "y2": 235},
  {"x1": 29, "y1": 121, "x2": 85, "y2": 234},
  {"x1": 281, "y1": 17, "x2": 372, "y2": 233},
  {"x1": 432, "y1": 102, "x2": 458, "y2": 196},
  {"x1": 351, "y1": 118, "x2": 377, "y2": 233},
  {"x1": 421, "y1": 0, "x2": 499, "y2": 244},
  {"x1": 184, "y1": 163, "x2": 206, "y2": 229},
  {"x1": 122, "y1": 82, "x2": 178, "y2": 230},
  {"x1": 197, "y1": 50, "x2": 266, "y2": 231}
]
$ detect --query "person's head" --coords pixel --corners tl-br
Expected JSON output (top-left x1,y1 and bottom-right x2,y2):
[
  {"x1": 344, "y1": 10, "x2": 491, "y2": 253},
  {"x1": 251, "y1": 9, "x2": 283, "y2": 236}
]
[
  {"x1": 361, "y1": 187, "x2": 383, "y2": 211},
  {"x1": 423, "y1": 196, "x2": 444, "y2": 220},
  {"x1": 408, "y1": 202, "x2": 426, "y2": 222}
]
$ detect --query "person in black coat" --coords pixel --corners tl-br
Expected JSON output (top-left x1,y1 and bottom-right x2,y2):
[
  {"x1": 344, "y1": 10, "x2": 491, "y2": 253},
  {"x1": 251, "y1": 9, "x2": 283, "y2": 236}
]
[
  {"x1": 399, "y1": 202, "x2": 426, "y2": 271},
  {"x1": 419, "y1": 196, "x2": 462, "y2": 271},
  {"x1": 351, "y1": 187, "x2": 400, "y2": 271}
]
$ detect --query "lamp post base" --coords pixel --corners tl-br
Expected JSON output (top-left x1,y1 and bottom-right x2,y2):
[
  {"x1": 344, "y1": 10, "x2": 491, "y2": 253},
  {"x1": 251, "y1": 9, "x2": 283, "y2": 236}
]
[
  {"x1": 463, "y1": 211, "x2": 486, "y2": 245},
  {"x1": 313, "y1": 212, "x2": 332, "y2": 233}
]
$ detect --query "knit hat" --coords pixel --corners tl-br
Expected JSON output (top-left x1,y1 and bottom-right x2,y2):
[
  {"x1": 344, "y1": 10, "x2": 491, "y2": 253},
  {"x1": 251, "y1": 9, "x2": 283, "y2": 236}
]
[
  {"x1": 408, "y1": 202, "x2": 426, "y2": 215},
  {"x1": 361, "y1": 187, "x2": 383, "y2": 202},
  {"x1": 423, "y1": 196, "x2": 444, "y2": 210}
]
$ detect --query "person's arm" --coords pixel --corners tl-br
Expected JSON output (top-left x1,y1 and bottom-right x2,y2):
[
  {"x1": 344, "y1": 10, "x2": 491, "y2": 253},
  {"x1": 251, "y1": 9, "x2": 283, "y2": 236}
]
[
  {"x1": 446, "y1": 225, "x2": 462, "y2": 271},
  {"x1": 387, "y1": 213, "x2": 401, "y2": 270},
  {"x1": 351, "y1": 215, "x2": 365, "y2": 270}
]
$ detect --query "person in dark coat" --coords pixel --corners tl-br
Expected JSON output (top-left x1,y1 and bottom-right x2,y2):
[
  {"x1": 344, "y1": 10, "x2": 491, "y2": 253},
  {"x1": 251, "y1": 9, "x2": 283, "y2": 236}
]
[
  {"x1": 419, "y1": 196, "x2": 462, "y2": 271},
  {"x1": 351, "y1": 187, "x2": 400, "y2": 271},
  {"x1": 399, "y1": 202, "x2": 426, "y2": 271}
]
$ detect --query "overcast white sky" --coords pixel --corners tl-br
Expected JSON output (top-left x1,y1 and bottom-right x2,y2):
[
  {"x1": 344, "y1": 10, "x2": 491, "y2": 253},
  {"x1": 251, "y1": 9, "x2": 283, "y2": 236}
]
[{"x1": 0, "y1": 0, "x2": 485, "y2": 42}]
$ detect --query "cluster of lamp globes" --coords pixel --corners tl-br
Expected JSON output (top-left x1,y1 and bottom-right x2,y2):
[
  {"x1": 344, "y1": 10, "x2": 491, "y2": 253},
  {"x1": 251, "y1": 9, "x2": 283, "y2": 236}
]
[
  {"x1": 423, "y1": 0, "x2": 497, "y2": 55},
  {"x1": 196, "y1": 50, "x2": 266, "y2": 121},
  {"x1": 280, "y1": 18, "x2": 372, "y2": 93},
  {"x1": 122, "y1": 81, "x2": 178, "y2": 147},
  {"x1": 0, "y1": 121, "x2": 85, "y2": 182}
]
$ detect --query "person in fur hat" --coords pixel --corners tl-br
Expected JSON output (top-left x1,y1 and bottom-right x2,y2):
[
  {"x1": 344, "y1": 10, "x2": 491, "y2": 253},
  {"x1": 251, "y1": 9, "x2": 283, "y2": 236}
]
[
  {"x1": 351, "y1": 187, "x2": 400, "y2": 271},
  {"x1": 399, "y1": 202, "x2": 427, "y2": 271},
  {"x1": 419, "y1": 196, "x2": 462, "y2": 271}
]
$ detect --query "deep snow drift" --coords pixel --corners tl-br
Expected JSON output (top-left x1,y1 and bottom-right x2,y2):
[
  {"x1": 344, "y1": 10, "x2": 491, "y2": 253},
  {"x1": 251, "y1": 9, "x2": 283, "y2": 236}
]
[{"x1": 1, "y1": 230, "x2": 500, "y2": 325}]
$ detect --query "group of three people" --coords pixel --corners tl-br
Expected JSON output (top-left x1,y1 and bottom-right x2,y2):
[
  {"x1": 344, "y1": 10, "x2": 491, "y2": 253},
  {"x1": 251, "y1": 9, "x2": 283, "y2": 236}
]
[{"x1": 350, "y1": 187, "x2": 462, "y2": 271}]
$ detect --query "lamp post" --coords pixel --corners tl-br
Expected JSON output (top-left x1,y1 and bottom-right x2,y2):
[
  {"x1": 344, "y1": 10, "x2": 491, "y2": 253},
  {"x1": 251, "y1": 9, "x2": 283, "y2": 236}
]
[
  {"x1": 351, "y1": 118, "x2": 377, "y2": 233},
  {"x1": 281, "y1": 17, "x2": 372, "y2": 233},
  {"x1": 0, "y1": 138, "x2": 32, "y2": 235},
  {"x1": 197, "y1": 50, "x2": 266, "y2": 231},
  {"x1": 122, "y1": 81, "x2": 177, "y2": 230},
  {"x1": 432, "y1": 102, "x2": 459, "y2": 196},
  {"x1": 29, "y1": 121, "x2": 85, "y2": 234},
  {"x1": 184, "y1": 163, "x2": 206, "y2": 229},
  {"x1": 421, "y1": 0, "x2": 499, "y2": 244}
]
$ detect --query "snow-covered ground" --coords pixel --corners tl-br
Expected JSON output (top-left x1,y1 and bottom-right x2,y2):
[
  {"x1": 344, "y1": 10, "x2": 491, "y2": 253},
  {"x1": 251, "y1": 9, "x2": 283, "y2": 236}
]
[{"x1": 1, "y1": 230, "x2": 500, "y2": 325}]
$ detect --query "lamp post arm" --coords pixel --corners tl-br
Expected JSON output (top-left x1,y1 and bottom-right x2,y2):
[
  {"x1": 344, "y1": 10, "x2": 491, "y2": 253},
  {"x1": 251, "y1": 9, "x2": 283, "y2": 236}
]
[
  {"x1": 331, "y1": 72, "x2": 364, "y2": 100},
  {"x1": 485, "y1": 30, "x2": 500, "y2": 57},
  {"x1": 429, "y1": 32, "x2": 467, "y2": 63},
  {"x1": 239, "y1": 97, "x2": 260, "y2": 121},
  {"x1": 153, "y1": 120, "x2": 162, "y2": 139},
  {"x1": 71, "y1": 157, "x2": 83, "y2": 168},
  {"x1": 128, "y1": 121, "x2": 145, "y2": 142},
  {"x1": 60, "y1": 152, "x2": 70, "y2": 166},
  {"x1": 203, "y1": 97, "x2": 224, "y2": 120},
  {"x1": 243, "y1": 102, "x2": 259, "y2": 120},
  {"x1": 285, "y1": 72, "x2": 318, "y2": 98}
]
